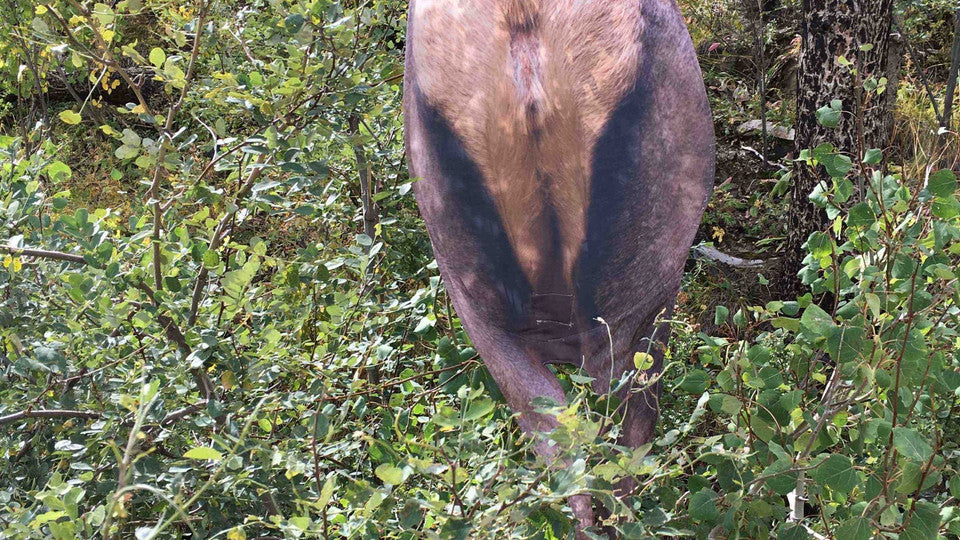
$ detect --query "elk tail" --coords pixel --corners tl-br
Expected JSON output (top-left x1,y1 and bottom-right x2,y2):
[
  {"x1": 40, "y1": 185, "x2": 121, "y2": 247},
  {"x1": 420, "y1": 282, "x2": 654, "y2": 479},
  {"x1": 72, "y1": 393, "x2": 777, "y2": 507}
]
[{"x1": 504, "y1": 0, "x2": 546, "y2": 132}]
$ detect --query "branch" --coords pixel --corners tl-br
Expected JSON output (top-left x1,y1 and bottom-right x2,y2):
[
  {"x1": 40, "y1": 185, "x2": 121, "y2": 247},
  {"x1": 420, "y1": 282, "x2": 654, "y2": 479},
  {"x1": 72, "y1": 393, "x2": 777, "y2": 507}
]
[
  {"x1": 0, "y1": 245, "x2": 86, "y2": 264},
  {"x1": 0, "y1": 409, "x2": 101, "y2": 425},
  {"x1": 3, "y1": 243, "x2": 214, "y2": 402},
  {"x1": 188, "y1": 155, "x2": 272, "y2": 325},
  {"x1": 159, "y1": 401, "x2": 208, "y2": 426},
  {"x1": 0, "y1": 403, "x2": 210, "y2": 428},
  {"x1": 147, "y1": 0, "x2": 211, "y2": 292},
  {"x1": 894, "y1": 15, "x2": 945, "y2": 125},
  {"x1": 45, "y1": 2, "x2": 155, "y2": 119},
  {"x1": 691, "y1": 245, "x2": 765, "y2": 268},
  {"x1": 348, "y1": 114, "x2": 378, "y2": 241},
  {"x1": 323, "y1": 359, "x2": 479, "y2": 403}
]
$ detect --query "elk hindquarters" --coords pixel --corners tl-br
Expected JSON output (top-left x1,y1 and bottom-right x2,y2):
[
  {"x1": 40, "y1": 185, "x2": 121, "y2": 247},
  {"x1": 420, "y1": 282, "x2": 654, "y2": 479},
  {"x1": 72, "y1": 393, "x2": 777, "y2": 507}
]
[{"x1": 404, "y1": 0, "x2": 715, "y2": 368}]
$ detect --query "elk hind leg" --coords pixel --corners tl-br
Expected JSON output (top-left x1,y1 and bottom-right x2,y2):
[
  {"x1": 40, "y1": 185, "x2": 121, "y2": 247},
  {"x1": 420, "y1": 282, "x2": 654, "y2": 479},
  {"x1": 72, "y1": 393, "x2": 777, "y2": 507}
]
[{"x1": 479, "y1": 335, "x2": 595, "y2": 532}]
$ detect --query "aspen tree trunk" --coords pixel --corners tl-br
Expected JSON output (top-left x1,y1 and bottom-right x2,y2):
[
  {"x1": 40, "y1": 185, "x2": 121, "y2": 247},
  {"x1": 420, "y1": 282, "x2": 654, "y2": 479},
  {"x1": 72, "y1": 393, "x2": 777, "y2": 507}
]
[
  {"x1": 348, "y1": 115, "x2": 378, "y2": 242},
  {"x1": 780, "y1": 0, "x2": 897, "y2": 297},
  {"x1": 347, "y1": 114, "x2": 381, "y2": 387},
  {"x1": 942, "y1": 9, "x2": 960, "y2": 134}
]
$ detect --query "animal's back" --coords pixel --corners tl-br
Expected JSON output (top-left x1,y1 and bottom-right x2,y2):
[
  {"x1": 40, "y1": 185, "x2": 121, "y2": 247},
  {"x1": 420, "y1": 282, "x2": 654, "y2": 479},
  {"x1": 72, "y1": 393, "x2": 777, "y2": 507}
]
[{"x1": 405, "y1": 0, "x2": 714, "y2": 364}]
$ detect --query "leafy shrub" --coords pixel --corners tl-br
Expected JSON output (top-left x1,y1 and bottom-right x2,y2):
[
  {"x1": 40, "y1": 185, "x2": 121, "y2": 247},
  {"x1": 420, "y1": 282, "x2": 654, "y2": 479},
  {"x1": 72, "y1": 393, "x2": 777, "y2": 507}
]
[{"x1": 0, "y1": 1, "x2": 957, "y2": 539}]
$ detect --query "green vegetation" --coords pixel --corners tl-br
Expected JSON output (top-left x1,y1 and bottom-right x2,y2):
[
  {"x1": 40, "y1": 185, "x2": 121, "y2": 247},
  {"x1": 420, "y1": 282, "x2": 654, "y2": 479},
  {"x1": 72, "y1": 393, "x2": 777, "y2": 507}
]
[{"x1": 0, "y1": 0, "x2": 958, "y2": 538}]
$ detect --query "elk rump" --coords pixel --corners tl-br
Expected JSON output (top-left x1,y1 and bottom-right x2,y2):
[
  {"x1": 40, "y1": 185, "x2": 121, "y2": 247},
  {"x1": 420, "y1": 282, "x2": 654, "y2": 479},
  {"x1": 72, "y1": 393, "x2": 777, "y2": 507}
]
[{"x1": 404, "y1": 0, "x2": 714, "y2": 456}]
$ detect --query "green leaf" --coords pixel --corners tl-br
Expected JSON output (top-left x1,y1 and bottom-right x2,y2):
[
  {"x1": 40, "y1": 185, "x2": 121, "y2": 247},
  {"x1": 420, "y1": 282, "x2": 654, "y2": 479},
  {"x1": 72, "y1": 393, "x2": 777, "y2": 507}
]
[
  {"x1": 826, "y1": 325, "x2": 864, "y2": 363},
  {"x1": 800, "y1": 304, "x2": 835, "y2": 340},
  {"x1": 439, "y1": 518, "x2": 472, "y2": 540},
  {"x1": 835, "y1": 517, "x2": 872, "y2": 540},
  {"x1": 779, "y1": 524, "x2": 810, "y2": 540},
  {"x1": 202, "y1": 250, "x2": 220, "y2": 268},
  {"x1": 115, "y1": 145, "x2": 139, "y2": 159},
  {"x1": 163, "y1": 276, "x2": 181, "y2": 292},
  {"x1": 891, "y1": 253, "x2": 917, "y2": 280},
  {"x1": 771, "y1": 317, "x2": 800, "y2": 332},
  {"x1": 59, "y1": 110, "x2": 82, "y2": 125},
  {"x1": 184, "y1": 447, "x2": 223, "y2": 461},
  {"x1": 375, "y1": 463, "x2": 404, "y2": 485},
  {"x1": 816, "y1": 104, "x2": 841, "y2": 128},
  {"x1": 932, "y1": 196, "x2": 960, "y2": 219},
  {"x1": 45, "y1": 161, "x2": 73, "y2": 182},
  {"x1": 862, "y1": 148, "x2": 882, "y2": 165},
  {"x1": 928, "y1": 169, "x2": 957, "y2": 198},
  {"x1": 289, "y1": 516, "x2": 311, "y2": 531},
  {"x1": 317, "y1": 477, "x2": 336, "y2": 508},
  {"x1": 864, "y1": 293, "x2": 881, "y2": 319},
  {"x1": 463, "y1": 398, "x2": 495, "y2": 421},
  {"x1": 847, "y1": 202, "x2": 875, "y2": 228},
  {"x1": 901, "y1": 501, "x2": 940, "y2": 540},
  {"x1": 812, "y1": 144, "x2": 853, "y2": 178},
  {"x1": 761, "y1": 458, "x2": 798, "y2": 495},
  {"x1": 900, "y1": 329, "x2": 930, "y2": 385},
  {"x1": 688, "y1": 488, "x2": 719, "y2": 522},
  {"x1": 714, "y1": 305, "x2": 729, "y2": 325},
  {"x1": 149, "y1": 47, "x2": 166, "y2": 68},
  {"x1": 893, "y1": 427, "x2": 933, "y2": 463},
  {"x1": 679, "y1": 370, "x2": 709, "y2": 394},
  {"x1": 284, "y1": 13, "x2": 305, "y2": 33},
  {"x1": 811, "y1": 454, "x2": 858, "y2": 498},
  {"x1": 835, "y1": 177, "x2": 854, "y2": 202},
  {"x1": 719, "y1": 395, "x2": 741, "y2": 415},
  {"x1": 805, "y1": 232, "x2": 833, "y2": 259},
  {"x1": 824, "y1": 154, "x2": 853, "y2": 178}
]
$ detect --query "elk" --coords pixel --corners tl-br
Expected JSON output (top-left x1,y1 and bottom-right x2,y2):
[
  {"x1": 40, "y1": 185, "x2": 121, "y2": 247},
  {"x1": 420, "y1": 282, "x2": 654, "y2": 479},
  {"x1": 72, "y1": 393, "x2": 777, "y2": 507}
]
[{"x1": 403, "y1": 0, "x2": 714, "y2": 531}]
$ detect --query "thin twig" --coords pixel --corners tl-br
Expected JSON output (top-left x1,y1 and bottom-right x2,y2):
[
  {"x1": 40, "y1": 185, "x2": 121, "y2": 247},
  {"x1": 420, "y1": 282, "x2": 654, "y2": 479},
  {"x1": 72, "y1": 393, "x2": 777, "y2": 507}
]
[
  {"x1": 0, "y1": 245, "x2": 86, "y2": 264},
  {"x1": 147, "y1": 0, "x2": 211, "y2": 292},
  {"x1": 894, "y1": 15, "x2": 945, "y2": 125},
  {"x1": 0, "y1": 409, "x2": 101, "y2": 425}
]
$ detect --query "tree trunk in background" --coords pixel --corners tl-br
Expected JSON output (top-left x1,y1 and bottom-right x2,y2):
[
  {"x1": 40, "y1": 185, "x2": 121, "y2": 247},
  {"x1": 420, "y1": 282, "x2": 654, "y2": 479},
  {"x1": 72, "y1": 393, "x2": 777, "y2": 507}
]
[
  {"x1": 779, "y1": 0, "x2": 897, "y2": 298},
  {"x1": 941, "y1": 9, "x2": 960, "y2": 134}
]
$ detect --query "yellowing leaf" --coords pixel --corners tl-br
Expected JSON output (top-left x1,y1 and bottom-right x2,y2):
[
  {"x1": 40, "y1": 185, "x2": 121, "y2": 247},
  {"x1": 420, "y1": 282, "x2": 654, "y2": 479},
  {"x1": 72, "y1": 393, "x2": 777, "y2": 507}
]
[
  {"x1": 711, "y1": 226, "x2": 725, "y2": 243},
  {"x1": 102, "y1": 29, "x2": 116, "y2": 42},
  {"x1": 183, "y1": 447, "x2": 223, "y2": 461},
  {"x1": 375, "y1": 463, "x2": 404, "y2": 485},
  {"x1": 59, "y1": 110, "x2": 82, "y2": 124},
  {"x1": 149, "y1": 47, "x2": 166, "y2": 68},
  {"x1": 634, "y1": 352, "x2": 655, "y2": 371},
  {"x1": 221, "y1": 370, "x2": 236, "y2": 390},
  {"x1": 35, "y1": 5, "x2": 48, "y2": 14}
]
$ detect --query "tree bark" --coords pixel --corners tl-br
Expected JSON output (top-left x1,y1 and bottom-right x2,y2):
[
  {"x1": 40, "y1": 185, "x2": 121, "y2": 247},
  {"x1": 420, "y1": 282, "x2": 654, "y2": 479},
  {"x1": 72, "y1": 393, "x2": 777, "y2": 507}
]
[
  {"x1": 941, "y1": 9, "x2": 960, "y2": 134},
  {"x1": 780, "y1": 0, "x2": 897, "y2": 298},
  {"x1": 940, "y1": 9, "x2": 960, "y2": 171},
  {"x1": 347, "y1": 114, "x2": 379, "y2": 243},
  {"x1": 346, "y1": 114, "x2": 381, "y2": 388}
]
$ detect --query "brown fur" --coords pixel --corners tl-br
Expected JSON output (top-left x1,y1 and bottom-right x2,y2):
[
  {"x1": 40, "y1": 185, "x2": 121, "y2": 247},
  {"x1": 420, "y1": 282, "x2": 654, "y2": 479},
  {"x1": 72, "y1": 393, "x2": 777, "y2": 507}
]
[
  {"x1": 409, "y1": 0, "x2": 643, "y2": 292},
  {"x1": 405, "y1": 1, "x2": 715, "y2": 534}
]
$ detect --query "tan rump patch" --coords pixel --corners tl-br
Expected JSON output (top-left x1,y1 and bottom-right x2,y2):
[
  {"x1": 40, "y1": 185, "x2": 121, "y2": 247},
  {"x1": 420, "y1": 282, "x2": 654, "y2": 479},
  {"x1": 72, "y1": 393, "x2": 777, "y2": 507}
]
[{"x1": 410, "y1": 0, "x2": 643, "y2": 292}]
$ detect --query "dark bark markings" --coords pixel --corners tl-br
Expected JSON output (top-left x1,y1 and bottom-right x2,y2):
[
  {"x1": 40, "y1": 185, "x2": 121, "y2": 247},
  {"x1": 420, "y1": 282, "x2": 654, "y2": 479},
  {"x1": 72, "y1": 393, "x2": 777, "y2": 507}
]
[{"x1": 782, "y1": 0, "x2": 896, "y2": 296}]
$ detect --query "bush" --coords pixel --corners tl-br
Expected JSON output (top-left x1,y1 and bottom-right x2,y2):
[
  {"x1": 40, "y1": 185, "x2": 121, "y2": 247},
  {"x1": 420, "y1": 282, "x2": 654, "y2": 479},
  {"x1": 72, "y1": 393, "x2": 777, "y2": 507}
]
[{"x1": 0, "y1": 0, "x2": 957, "y2": 539}]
